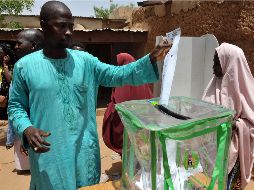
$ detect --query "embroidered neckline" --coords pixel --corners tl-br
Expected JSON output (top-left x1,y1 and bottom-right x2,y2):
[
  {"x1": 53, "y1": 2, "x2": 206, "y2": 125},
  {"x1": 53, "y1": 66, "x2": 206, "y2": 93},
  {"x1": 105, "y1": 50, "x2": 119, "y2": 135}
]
[{"x1": 43, "y1": 49, "x2": 76, "y2": 128}]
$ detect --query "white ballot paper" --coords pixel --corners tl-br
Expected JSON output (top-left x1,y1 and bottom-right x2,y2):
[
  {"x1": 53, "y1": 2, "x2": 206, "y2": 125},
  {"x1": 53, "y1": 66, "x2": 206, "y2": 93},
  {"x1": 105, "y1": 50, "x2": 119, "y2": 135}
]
[{"x1": 159, "y1": 28, "x2": 181, "y2": 105}]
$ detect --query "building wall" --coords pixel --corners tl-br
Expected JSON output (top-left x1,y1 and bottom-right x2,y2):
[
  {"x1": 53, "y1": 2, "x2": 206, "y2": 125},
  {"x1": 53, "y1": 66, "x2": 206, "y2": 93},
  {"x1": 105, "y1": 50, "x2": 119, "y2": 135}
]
[
  {"x1": 2, "y1": 15, "x2": 126, "y2": 30},
  {"x1": 131, "y1": 1, "x2": 254, "y2": 73},
  {"x1": 3, "y1": 15, "x2": 40, "y2": 28},
  {"x1": 109, "y1": 6, "x2": 138, "y2": 24}
]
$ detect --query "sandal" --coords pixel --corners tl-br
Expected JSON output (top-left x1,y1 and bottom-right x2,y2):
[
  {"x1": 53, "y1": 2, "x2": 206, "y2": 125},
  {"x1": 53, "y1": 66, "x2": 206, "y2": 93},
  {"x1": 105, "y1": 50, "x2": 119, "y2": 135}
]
[{"x1": 6, "y1": 144, "x2": 14, "y2": 149}]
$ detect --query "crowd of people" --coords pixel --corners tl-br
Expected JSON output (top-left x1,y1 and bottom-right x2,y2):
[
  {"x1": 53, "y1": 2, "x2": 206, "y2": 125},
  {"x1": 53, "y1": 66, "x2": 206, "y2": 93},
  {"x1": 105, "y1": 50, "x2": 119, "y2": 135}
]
[{"x1": 0, "y1": 1, "x2": 253, "y2": 190}]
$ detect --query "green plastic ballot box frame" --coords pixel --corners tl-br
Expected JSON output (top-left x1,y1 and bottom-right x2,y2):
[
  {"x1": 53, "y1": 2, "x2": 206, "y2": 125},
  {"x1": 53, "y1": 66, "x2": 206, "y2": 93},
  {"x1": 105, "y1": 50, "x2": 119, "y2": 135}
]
[{"x1": 116, "y1": 96, "x2": 234, "y2": 190}]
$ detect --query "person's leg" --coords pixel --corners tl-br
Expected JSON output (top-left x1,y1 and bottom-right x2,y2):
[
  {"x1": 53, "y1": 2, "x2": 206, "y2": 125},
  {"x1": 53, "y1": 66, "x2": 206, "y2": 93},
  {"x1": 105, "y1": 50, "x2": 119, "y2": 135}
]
[
  {"x1": 6, "y1": 120, "x2": 15, "y2": 149},
  {"x1": 227, "y1": 159, "x2": 241, "y2": 190},
  {"x1": 14, "y1": 137, "x2": 30, "y2": 174},
  {"x1": 0, "y1": 106, "x2": 8, "y2": 120}
]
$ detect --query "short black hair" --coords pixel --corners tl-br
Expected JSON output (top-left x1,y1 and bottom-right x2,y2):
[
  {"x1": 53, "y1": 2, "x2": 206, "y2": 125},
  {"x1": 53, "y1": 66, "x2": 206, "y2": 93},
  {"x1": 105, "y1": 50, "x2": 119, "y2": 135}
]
[
  {"x1": 19, "y1": 29, "x2": 44, "y2": 50},
  {"x1": 40, "y1": 1, "x2": 71, "y2": 22}
]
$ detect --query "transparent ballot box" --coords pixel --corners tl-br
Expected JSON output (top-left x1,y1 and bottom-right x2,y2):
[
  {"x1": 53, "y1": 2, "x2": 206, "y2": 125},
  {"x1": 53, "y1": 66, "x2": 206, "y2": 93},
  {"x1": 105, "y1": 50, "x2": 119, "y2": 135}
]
[{"x1": 116, "y1": 97, "x2": 234, "y2": 190}]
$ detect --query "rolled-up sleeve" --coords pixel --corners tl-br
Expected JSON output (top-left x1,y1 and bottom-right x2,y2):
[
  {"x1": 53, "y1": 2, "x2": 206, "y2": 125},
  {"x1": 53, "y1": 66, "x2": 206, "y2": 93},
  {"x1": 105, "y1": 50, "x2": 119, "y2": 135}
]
[
  {"x1": 93, "y1": 54, "x2": 159, "y2": 87},
  {"x1": 8, "y1": 61, "x2": 31, "y2": 146}
]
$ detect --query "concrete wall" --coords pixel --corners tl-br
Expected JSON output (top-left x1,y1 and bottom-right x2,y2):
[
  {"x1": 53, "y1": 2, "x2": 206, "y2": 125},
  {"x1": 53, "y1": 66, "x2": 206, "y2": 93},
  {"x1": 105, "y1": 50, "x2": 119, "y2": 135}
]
[{"x1": 132, "y1": 1, "x2": 254, "y2": 74}]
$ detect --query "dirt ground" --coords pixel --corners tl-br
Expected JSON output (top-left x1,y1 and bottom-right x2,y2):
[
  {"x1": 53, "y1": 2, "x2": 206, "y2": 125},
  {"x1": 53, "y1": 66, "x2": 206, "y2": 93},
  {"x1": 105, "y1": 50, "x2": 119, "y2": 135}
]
[{"x1": 0, "y1": 109, "x2": 122, "y2": 190}]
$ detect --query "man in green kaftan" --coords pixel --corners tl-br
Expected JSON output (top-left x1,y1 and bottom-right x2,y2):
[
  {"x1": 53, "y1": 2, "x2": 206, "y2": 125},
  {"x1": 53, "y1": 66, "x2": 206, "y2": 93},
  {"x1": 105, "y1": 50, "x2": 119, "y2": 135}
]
[{"x1": 8, "y1": 1, "x2": 170, "y2": 190}]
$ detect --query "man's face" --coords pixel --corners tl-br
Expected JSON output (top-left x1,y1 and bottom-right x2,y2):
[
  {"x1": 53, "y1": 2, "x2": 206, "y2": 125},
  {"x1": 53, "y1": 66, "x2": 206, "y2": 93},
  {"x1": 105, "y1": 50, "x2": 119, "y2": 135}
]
[
  {"x1": 15, "y1": 33, "x2": 33, "y2": 58},
  {"x1": 42, "y1": 10, "x2": 73, "y2": 49}
]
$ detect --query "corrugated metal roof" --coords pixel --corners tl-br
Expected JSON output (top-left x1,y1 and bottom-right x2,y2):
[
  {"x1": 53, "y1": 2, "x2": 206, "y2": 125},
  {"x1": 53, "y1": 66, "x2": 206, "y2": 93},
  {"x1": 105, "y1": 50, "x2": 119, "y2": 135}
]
[
  {"x1": 0, "y1": 28, "x2": 24, "y2": 31},
  {"x1": 74, "y1": 28, "x2": 147, "y2": 32},
  {"x1": 138, "y1": 0, "x2": 171, "y2": 7},
  {"x1": 0, "y1": 28, "x2": 148, "y2": 33},
  {"x1": 2, "y1": 14, "x2": 126, "y2": 22}
]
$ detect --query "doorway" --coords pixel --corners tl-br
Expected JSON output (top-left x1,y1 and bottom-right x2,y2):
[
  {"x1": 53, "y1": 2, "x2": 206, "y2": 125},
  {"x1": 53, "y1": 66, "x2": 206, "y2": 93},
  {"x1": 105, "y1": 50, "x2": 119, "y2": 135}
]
[{"x1": 86, "y1": 44, "x2": 112, "y2": 108}]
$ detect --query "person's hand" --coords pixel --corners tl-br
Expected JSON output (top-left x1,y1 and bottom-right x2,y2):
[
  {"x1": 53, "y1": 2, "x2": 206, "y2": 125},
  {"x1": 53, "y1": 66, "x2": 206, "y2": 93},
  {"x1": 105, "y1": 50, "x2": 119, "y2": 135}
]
[
  {"x1": 20, "y1": 145, "x2": 29, "y2": 156},
  {"x1": 3, "y1": 55, "x2": 10, "y2": 66},
  {"x1": 149, "y1": 39, "x2": 172, "y2": 63},
  {"x1": 24, "y1": 126, "x2": 51, "y2": 153}
]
